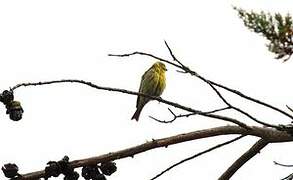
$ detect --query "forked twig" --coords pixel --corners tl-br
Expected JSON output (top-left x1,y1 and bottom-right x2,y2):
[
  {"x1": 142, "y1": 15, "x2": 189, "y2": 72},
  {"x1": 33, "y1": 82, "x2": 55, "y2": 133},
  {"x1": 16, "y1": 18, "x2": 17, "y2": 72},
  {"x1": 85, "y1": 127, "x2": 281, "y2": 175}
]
[
  {"x1": 150, "y1": 107, "x2": 231, "y2": 123},
  {"x1": 109, "y1": 42, "x2": 293, "y2": 122},
  {"x1": 109, "y1": 42, "x2": 287, "y2": 129}
]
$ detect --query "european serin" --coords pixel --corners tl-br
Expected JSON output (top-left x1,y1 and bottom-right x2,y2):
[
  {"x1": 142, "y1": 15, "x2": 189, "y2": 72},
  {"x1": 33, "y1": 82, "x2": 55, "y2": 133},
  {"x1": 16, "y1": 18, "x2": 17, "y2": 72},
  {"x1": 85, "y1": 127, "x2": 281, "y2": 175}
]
[{"x1": 131, "y1": 61, "x2": 167, "y2": 121}]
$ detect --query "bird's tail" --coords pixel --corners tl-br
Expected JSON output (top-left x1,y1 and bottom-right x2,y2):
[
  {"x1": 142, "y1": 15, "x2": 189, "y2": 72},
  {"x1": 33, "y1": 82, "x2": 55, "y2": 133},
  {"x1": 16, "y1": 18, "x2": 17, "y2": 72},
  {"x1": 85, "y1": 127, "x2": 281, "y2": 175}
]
[{"x1": 131, "y1": 107, "x2": 142, "y2": 121}]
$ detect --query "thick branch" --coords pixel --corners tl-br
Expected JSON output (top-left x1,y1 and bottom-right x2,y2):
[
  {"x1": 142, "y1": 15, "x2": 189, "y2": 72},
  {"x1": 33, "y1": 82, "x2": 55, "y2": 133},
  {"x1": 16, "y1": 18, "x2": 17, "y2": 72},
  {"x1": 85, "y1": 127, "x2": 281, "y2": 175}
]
[
  {"x1": 9, "y1": 44, "x2": 293, "y2": 180},
  {"x1": 19, "y1": 126, "x2": 293, "y2": 179},
  {"x1": 219, "y1": 139, "x2": 269, "y2": 180}
]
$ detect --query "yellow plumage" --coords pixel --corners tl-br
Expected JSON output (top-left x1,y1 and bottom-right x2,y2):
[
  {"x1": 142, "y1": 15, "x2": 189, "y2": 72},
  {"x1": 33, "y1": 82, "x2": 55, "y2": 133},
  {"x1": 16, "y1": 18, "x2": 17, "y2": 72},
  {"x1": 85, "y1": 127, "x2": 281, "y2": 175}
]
[{"x1": 131, "y1": 61, "x2": 167, "y2": 121}]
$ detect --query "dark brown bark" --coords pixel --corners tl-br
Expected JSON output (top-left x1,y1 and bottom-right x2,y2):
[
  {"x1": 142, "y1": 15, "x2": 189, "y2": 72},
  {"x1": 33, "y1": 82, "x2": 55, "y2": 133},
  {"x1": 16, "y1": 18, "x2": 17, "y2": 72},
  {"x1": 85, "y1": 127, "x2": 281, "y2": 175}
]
[
  {"x1": 19, "y1": 126, "x2": 292, "y2": 179},
  {"x1": 219, "y1": 139, "x2": 269, "y2": 180}
]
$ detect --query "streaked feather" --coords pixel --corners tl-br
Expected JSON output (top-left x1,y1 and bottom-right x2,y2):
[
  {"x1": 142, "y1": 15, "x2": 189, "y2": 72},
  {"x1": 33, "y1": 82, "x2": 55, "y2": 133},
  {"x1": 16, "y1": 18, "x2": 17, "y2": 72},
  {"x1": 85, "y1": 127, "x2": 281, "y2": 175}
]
[{"x1": 132, "y1": 62, "x2": 167, "y2": 121}]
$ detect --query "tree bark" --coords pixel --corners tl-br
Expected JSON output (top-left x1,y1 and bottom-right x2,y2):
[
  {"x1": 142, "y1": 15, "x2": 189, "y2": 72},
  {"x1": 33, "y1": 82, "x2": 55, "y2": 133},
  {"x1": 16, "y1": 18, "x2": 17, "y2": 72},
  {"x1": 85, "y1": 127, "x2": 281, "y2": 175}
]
[
  {"x1": 19, "y1": 126, "x2": 292, "y2": 179},
  {"x1": 218, "y1": 139, "x2": 269, "y2": 180}
]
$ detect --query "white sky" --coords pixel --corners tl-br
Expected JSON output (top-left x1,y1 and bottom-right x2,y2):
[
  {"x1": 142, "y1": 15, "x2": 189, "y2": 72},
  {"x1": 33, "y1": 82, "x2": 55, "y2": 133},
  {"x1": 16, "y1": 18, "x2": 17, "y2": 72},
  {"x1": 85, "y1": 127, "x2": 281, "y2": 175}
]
[{"x1": 0, "y1": 0, "x2": 293, "y2": 179}]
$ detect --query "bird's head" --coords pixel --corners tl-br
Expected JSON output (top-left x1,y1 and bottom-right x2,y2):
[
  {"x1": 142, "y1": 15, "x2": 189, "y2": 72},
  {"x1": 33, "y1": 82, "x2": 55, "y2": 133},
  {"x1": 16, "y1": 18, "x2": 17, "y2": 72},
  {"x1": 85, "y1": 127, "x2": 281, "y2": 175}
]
[{"x1": 154, "y1": 61, "x2": 167, "y2": 72}]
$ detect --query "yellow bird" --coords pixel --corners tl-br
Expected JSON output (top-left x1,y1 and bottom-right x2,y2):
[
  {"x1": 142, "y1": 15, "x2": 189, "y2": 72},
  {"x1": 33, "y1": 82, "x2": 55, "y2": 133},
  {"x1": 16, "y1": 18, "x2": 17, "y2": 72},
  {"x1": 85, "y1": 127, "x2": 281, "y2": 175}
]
[{"x1": 131, "y1": 61, "x2": 167, "y2": 121}]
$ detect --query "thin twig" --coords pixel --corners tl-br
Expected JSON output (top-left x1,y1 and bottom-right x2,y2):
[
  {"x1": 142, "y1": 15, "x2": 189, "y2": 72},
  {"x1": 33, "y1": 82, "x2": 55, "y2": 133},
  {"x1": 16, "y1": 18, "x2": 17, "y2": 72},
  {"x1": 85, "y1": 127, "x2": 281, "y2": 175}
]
[
  {"x1": 150, "y1": 107, "x2": 231, "y2": 123},
  {"x1": 168, "y1": 108, "x2": 177, "y2": 117},
  {"x1": 109, "y1": 48, "x2": 293, "y2": 121},
  {"x1": 164, "y1": 40, "x2": 186, "y2": 69},
  {"x1": 274, "y1": 161, "x2": 293, "y2": 167},
  {"x1": 150, "y1": 135, "x2": 246, "y2": 180},
  {"x1": 197, "y1": 107, "x2": 231, "y2": 114},
  {"x1": 110, "y1": 46, "x2": 280, "y2": 129},
  {"x1": 208, "y1": 78, "x2": 293, "y2": 120},
  {"x1": 207, "y1": 77, "x2": 275, "y2": 128},
  {"x1": 286, "y1": 105, "x2": 293, "y2": 114},
  {"x1": 163, "y1": 41, "x2": 282, "y2": 129},
  {"x1": 231, "y1": 104, "x2": 279, "y2": 128},
  {"x1": 108, "y1": 52, "x2": 182, "y2": 70},
  {"x1": 11, "y1": 79, "x2": 249, "y2": 128}
]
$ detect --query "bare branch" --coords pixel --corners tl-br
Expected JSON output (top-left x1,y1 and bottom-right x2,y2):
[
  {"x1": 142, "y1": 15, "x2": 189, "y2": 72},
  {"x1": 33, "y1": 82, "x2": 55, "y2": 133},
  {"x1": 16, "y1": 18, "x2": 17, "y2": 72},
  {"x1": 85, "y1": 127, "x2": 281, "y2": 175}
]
[
  {"x1": 17, "y1": 126, "x2": 293, "y2": 179},
  {"x1": 9, "y1": 43, "x2": 293, "y2": 179},
  {"x1": 219, "y1": 139, "x2": 269, "y2": 180},
  {"x1": 286, "y1": 105, "x2": 293, "y2": 114},
  {"x1": 203, "y1": 74, "x2": 277, "y2": 128},
  {"x1": 208, "y1": 79, "x2": 293, "y2": 121},
  {"x1": 274, "y1": 161, "x2": 293, "y2": 167},
  {"x1": 108, "y1": 52, "x2": 182, "y2": 70},
  {"x1": 110, "y1": 43, "x2": 282, "y2": 129},
  {"x1": 168, "y1": 107, "x2": 177, "y2": 117},
  {"x1": 202, "y1": 107, "x2": 232, "y2": 114},
  {"x1": 233, "y1": 106, "x2": 279, "y2": 128},
  {"x1": 164, "y1": 41, "x2": 187, "y2": 70},
  {"x1": 150, "y1": 107, "x2": 231, "y2": 123},
  {"x1": 150, "y1": 135, "x2": 246, "y2": 180},
  {"x1": 10, "y1": 79, "x2": 248, "y2": 128},
  {"x1": 163, "y1": 41, "x2": 285, "y2": 129},
  {"x1": 109, "y1": 47, "x2": 293, "y2": 121},
  {"x1": 281, "y1": 173, "x2": 293, "y2": 180}
]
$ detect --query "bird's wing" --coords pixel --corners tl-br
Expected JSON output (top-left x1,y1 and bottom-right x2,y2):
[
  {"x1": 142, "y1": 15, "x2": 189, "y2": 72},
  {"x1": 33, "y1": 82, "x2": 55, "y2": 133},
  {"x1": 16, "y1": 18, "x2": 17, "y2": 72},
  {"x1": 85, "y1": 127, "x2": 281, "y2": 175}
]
[{"x1": 136, "y1": 66, "x2": 153, "y2": 107}]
